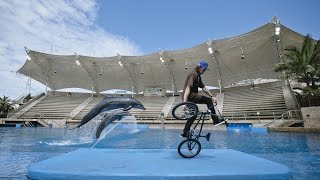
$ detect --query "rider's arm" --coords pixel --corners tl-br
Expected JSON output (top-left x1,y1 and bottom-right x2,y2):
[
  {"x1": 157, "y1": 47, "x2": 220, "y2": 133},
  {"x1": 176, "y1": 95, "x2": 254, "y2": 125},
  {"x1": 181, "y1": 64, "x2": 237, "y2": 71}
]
[
  {"x1": 183, "y1": 86, "x2": 191, "y2": 102},
  {"x1": 202, "y1": 86, "x2": 216, "y2": 102}
]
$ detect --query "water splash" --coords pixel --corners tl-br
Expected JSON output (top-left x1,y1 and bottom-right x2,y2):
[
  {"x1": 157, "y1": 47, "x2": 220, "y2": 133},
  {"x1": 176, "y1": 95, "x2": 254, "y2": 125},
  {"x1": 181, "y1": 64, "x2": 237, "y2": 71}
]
[
  {"x1": 43, "y1": 114, "x2": 141, "y2": 147},
  {"x1": 90, "y1": 121, "x2": 121, "y2": 149},
  {"x1": 120, "y1": 115, "x2": 142, "y2": 134},
  {"x1": 43, "y1": 138, "x2": 93, "y2": 146},
  {"x1": 43, "y1": 115, "x2": 103, "y2": 146}
]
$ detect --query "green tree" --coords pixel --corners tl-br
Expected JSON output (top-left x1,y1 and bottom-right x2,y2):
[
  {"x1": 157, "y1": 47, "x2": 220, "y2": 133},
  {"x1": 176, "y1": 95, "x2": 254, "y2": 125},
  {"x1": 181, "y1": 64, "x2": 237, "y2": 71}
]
[
  {"x1": 0, "y1": 95, "x2": 15, "y2": 118},
  {"x1": 275, "y1": 35, "x2": 320, "y2": 106},
  {"x1": 274, "y1": 34, "x2": 320, "y2": 89}
]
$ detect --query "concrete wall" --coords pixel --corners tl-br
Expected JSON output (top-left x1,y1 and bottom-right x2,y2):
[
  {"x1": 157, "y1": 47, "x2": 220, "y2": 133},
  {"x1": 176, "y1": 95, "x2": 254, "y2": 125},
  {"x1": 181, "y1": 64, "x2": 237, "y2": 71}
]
[
  {"x1": 282, "y1": 85, "x2": 299, "y2": 110},
  {"x1": 301, "y1": 106, "x2": 320, "y2": 128},
  {"x1": 216, "y1": 93, "x2": 224, "y2": 113}
]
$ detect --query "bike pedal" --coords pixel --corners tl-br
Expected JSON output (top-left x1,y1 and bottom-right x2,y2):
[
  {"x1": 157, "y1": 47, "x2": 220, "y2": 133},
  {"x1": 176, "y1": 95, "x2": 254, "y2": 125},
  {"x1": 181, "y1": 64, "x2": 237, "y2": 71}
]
[
  {"x1": 205, "y1": 133, "x2": 211, "y2": 141},
  {"x1": 214, "y1": 119, "x2": 228, "y2": 127}
]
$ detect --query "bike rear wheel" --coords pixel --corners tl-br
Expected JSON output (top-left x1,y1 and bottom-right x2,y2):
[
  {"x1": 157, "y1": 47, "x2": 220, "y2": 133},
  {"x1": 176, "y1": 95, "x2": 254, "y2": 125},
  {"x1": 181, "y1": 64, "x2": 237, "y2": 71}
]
[
  {"x1": 172, "y1": 102, "x2": 198, "y2": 120},
  {"x1": 178, "y1": 139, "x2": 201, "y2": 158}
]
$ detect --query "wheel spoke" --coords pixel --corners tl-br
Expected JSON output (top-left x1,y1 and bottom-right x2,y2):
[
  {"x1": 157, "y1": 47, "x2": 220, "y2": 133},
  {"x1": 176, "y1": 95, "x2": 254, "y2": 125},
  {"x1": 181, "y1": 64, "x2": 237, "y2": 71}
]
[
  {"x1": 172, "y1": 102, "x2": 198, "y2": 120},
  {"x1": 178, "y1": 139, "x2": 201, "y2": 158}
]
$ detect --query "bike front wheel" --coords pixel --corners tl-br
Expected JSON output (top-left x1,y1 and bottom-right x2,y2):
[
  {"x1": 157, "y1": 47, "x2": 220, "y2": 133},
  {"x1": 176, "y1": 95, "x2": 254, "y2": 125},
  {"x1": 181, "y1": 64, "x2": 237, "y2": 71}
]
[
  {"x1": 172, "y1": 102, "x2": 198, "y2": 120},
  {"x1": 178, "y1": 139, "x2": 201, "y2": 158}
]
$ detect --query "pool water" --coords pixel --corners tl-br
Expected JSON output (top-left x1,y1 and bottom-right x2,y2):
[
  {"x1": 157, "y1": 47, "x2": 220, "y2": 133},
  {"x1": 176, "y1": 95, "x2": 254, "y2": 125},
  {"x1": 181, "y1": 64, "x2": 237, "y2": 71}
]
[{"x1": 1, "y1": 126, "x2": 320, "y2": 179}]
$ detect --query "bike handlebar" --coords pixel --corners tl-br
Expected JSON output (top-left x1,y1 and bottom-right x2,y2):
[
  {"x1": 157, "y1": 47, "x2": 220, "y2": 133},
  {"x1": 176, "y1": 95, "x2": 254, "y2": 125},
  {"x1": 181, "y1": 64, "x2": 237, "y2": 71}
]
[
  {"x1": 213, "y1": 101, "x2": 217, "y2": 106},
  {"x1": 211, "y1": 99, "x2": 217, "y2": 106}
]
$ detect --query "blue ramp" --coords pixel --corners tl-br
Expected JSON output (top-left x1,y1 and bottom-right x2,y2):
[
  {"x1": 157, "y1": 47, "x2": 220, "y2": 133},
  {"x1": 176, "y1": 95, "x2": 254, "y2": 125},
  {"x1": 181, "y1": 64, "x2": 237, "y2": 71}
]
[{"x1": 28, "y1": 148, "x2": 291, "y2": 180}]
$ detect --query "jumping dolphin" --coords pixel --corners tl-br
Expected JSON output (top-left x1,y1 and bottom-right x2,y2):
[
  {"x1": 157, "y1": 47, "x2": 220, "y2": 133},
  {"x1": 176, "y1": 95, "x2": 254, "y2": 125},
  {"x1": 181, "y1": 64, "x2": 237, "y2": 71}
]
[
  {"x1": 95, "y1": 109, "x2": 131, "y2": 139},
  {"x1": 74, "y1": 97, "x2": 145, "y2": 129}
]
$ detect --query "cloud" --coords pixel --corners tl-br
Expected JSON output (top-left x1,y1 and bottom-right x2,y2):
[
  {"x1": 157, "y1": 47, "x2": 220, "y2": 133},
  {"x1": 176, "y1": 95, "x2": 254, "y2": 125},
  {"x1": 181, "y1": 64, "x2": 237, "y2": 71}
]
[{"x1": 0, "y1": 0, "x2": 142, "y2": 99}]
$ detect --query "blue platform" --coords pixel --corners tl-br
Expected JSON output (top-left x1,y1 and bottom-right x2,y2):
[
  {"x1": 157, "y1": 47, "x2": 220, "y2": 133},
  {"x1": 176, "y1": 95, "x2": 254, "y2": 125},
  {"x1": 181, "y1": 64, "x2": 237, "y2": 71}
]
[{"x1": 28, "y1": 148, "x2": 291, "y2": 180}]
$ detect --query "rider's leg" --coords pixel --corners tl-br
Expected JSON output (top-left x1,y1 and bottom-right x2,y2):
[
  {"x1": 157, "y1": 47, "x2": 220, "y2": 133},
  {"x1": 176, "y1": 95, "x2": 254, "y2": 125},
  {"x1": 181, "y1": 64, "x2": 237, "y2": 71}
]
[
  {"x1": 182, "y1": 115, "x2": 197, "y2": 136},
  {"x1": 196, "y1": 95, "x2": 226, "y2": 125},
  {"x1": 181, "y1": 94, "x2": 200, "y2": 136},
  {"x1": 195, "y1": 96, "x2": 219, "y2": 124},
  {"x1": 187, "y1": 94, "x2": 227, "y2": 127},
  {"x1": 181, "y1": 94, "x2": 224, "y2": 136}
]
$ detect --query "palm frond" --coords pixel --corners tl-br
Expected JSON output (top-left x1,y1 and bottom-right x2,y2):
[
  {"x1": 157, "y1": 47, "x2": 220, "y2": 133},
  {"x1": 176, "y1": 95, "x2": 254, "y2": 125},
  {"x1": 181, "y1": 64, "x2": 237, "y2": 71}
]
[{"x1": 277, "y1": 34, "x2": 320, "y2": 90}]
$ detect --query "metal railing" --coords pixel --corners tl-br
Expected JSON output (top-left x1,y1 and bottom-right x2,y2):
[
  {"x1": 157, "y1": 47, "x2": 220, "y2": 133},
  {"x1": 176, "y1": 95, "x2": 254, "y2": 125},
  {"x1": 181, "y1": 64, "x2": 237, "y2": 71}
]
[
  {"x1": 264, "y1": 110, "x2": 302, "y2": 127},
  {"x1": 23, "y1": 121, "x2": 34, "y2": 127}
]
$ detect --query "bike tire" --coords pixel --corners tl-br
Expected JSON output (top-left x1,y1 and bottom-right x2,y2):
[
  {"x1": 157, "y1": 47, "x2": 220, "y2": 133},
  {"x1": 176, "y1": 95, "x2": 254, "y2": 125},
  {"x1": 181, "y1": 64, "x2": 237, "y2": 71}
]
[
  {"x1": 178, "y1": 138, "x2": 201, "y2": 158},
  {"x1": 172, "y1": 102, "x2": 198, "y2": 120}
]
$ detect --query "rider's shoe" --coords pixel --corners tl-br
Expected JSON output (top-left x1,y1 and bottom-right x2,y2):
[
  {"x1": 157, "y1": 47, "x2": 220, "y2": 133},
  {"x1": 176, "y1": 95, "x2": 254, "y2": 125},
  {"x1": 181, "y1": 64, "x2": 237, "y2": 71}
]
[
  {"x1": 179, "y1": 131, "x2": 188, "y2": 138},
  {"x1": 212, "y1": 115, "x2": 222, "y2": 124},
  {"x1": 213, "y1": 115, "x2": 228, "y2": 127}
]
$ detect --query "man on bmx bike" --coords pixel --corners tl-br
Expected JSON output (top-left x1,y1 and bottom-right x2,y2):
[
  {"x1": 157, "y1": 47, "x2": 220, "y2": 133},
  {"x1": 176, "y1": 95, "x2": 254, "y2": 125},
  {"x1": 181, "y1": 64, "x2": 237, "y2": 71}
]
[{"x1": 180, "y1": 60, "x2": 228, "y2": 137}]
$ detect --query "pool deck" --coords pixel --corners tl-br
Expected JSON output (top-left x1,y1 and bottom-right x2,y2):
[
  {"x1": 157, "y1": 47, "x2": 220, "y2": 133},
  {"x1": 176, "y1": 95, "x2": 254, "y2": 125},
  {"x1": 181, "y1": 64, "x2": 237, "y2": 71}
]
[{"x1": 28, "y1": 148, "x2": 291, "y2": 180}]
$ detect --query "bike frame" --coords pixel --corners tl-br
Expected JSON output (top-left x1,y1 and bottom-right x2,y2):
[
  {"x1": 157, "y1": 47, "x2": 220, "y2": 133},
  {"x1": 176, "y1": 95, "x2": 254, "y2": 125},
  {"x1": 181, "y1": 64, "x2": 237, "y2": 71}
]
[
  {"x1": 189, "y1": 111, "x2": 211, "y2": 141},
  {"x1": 174, "y1": 101, "x2": 217, "y2": 158}
]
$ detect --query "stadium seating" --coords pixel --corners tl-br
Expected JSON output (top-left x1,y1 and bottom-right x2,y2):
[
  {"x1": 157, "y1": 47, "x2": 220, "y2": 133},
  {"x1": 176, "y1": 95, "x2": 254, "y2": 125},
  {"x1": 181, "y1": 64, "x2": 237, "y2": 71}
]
[
  {"x1": 6, "y1": 83, "x2": 300, "y2": 127},
  {"x1": 73, "y1": 96, "x2": 104, "y2": 120},
  {"x1": 222, "y1": 86, "x2": 287, "y2": 121},
  {"x1": 129, "y1": 96, "x2": 170, "y2": 123},
  {"x1": 19, "y1": 95, "x2": 89, "y2": 120}
]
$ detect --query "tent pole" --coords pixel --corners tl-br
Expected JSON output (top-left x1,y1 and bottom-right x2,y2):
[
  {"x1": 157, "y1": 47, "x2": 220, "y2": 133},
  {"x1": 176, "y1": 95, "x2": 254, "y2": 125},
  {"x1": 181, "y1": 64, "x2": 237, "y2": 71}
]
[
  {"x1": 172, "y1": 82, "x2": 175, "y2": 97},
  {"x1": 131, "y1": 83, "x2": 134, "y2": 98},
  {"x1": 91, "y1": 84, "x2": 94, "y2": 97},
  {"x1": 131, "y1": 89, "x2": 134, "y2": 98}
]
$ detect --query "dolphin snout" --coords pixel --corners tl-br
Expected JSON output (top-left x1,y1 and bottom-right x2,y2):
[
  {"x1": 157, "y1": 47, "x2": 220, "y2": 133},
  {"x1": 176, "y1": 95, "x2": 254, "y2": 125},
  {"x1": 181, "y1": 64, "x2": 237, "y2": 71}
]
[{"x1": 138, "y1": 105, "x2": 146, "y2": 110}]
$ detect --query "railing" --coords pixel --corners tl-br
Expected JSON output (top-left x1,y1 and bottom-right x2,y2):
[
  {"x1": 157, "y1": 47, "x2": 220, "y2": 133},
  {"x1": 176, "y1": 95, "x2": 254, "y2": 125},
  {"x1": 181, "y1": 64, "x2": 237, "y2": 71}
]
[
  {"x1": 264, "y1": 110, "x2": 302, "y2": 127},
  {"x1": 226, "y1": 110, "x2": 278, "y2": 120},
  {"x1": 23, "y1": 121, "x2": 34, "y2": 127}
]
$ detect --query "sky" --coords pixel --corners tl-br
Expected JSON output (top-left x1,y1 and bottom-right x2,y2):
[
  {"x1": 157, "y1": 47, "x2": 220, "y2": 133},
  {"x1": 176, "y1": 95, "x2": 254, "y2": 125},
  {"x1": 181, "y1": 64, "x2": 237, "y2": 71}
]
[{"x1": 0, "y1": 0, "x2": 319, "y2": 100}]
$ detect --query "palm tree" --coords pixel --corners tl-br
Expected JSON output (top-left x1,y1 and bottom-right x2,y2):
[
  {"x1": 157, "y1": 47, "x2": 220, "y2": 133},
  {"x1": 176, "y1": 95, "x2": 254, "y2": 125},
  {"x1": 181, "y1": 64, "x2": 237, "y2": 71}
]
[
  {"x1": 0, "y1": 95, "x2": 15, "y2": 118},
  {"x1": 274, "y1": 34, "x2": 320, "y2": 89},
  {"x1": 275, "y1": 35, "x2": 320, "y2": 106}
]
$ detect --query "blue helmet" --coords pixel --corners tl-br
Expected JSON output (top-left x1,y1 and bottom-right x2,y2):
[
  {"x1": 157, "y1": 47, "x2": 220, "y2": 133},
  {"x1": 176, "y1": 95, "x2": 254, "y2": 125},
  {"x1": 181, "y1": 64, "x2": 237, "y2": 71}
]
[{"x1": 198, "y1": 60, "x2": 208, "y2": 70}]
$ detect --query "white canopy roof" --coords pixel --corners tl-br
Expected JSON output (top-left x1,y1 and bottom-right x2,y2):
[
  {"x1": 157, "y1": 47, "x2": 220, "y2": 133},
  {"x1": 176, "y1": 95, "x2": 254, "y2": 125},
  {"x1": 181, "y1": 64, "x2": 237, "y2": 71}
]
[{"x1": 18, "y1": 22, "x2": 306, "y2": 94}]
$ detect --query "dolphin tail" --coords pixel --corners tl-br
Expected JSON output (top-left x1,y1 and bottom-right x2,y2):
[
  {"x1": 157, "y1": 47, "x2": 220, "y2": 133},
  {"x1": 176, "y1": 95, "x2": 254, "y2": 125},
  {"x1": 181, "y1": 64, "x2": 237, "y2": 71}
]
[{"x1": 95, "y1": 111, "x2": 131, "y2": 139}]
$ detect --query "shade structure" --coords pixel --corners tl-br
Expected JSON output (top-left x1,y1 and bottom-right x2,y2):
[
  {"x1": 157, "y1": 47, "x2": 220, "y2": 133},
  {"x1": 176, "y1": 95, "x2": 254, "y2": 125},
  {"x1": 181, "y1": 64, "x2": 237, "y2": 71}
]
[{"x1": 18, "y1": 22, "x2": 306, "y2": 94}]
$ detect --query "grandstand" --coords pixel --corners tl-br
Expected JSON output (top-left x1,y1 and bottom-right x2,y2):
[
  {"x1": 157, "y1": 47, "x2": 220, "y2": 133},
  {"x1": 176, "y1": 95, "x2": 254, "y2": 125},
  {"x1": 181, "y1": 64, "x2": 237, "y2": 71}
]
[{"x1": 4, "y1": 81, "x2": 302, "y2": 128}]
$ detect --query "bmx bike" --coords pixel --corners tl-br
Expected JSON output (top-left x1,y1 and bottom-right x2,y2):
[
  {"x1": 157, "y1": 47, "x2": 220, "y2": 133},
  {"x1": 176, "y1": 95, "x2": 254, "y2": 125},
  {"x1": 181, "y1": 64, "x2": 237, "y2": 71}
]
[{"x1": 172, "y1": 101, "x2": 226, "y2": 158}]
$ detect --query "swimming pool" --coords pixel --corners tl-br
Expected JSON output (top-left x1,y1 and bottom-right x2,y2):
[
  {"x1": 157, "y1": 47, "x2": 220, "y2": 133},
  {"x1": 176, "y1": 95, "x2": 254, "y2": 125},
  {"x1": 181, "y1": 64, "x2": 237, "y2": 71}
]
[{"x1": 1, "y1": 126, "x2": 319, "y2": 179}]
